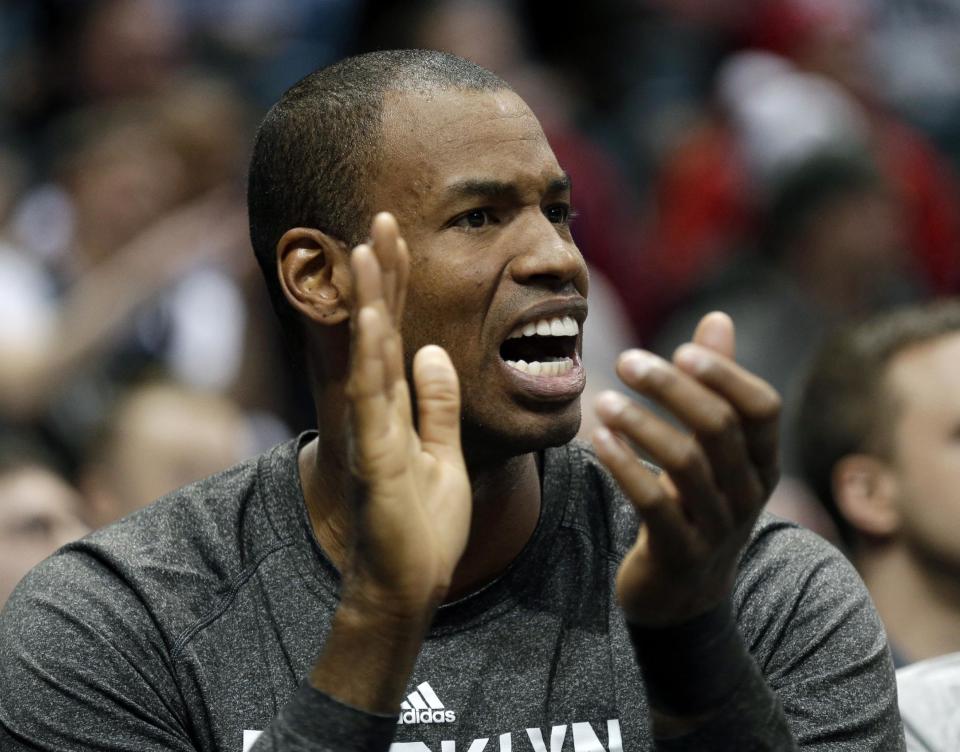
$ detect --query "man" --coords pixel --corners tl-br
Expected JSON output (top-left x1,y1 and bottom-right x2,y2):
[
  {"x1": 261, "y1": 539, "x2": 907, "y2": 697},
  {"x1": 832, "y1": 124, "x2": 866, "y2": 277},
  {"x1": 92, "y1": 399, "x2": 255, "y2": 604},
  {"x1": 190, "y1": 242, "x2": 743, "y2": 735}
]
[
  {"x1": 0, "y1": 446, "x2": 89, "y2": 607},
  {"x1": 796, "y1": 300, "x2": 960, "y2": 749},
  {"x1": 80, "y1": 381, "x2": 255, "y2": 528},
  {"x1": 0, "y1": 50, "x2": 901, "y2": 750},
  {"x1": 797, "y1": 300, "x2": 960, "y2": 665}
]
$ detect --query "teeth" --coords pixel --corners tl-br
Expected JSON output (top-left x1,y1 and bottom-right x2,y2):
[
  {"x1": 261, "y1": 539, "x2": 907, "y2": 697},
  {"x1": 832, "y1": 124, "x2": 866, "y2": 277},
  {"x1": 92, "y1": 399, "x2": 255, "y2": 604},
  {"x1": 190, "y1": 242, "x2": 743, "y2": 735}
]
[
  {"x1": 507, "y1": 315, "x2": 580, "y2": 340},
  {"x1": 505, "y1": 358, "x2": 574, "y2": 376}
]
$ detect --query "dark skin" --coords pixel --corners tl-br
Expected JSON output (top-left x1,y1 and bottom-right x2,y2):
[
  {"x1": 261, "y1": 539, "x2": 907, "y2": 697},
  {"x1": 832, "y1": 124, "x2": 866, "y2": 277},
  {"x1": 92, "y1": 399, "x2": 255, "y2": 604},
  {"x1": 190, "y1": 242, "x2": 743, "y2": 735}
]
[{"x1": 275, "y1": 88, "x2": 781, "y2": 733}]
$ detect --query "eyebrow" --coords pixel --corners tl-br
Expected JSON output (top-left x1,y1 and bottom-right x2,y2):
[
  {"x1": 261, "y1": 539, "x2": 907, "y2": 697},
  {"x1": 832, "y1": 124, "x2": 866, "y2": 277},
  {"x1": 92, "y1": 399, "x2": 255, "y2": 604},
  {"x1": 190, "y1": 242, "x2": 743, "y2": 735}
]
[{"x1": 444, "y1": 172, "x2": 572, "y2": 203}]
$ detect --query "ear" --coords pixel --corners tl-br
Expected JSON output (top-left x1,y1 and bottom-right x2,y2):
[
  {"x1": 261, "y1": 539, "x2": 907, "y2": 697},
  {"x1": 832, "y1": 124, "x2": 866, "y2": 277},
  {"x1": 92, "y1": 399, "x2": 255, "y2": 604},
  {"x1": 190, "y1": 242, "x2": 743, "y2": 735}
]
[
  {"x1": 832, "y1": 454, "x2": 901, "y2": 537},
  {"x1": 277, "y1": 228, "x2": 352, "y2": 326}
]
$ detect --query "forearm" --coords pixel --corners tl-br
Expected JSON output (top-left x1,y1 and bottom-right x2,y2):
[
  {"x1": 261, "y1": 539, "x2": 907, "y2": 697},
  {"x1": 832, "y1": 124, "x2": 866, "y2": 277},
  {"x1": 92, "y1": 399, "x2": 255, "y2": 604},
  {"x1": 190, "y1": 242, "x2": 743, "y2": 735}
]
[
  {"x1": 251, "y1": 594, "x2": 435, "y2": 752},
  {"x1": 311, "y1": 594, "x2": 435, "y2": 713},
  {"x1": 629, "y1": 599, "x2": 795, "y2": 750}
]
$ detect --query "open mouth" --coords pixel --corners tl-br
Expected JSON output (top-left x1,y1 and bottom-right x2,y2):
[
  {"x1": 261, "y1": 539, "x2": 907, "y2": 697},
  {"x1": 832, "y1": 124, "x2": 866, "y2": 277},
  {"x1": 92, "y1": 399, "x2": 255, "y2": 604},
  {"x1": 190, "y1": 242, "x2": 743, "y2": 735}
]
[{"x1": 499, "y1": 315, "x2": 579, "y2": 376}]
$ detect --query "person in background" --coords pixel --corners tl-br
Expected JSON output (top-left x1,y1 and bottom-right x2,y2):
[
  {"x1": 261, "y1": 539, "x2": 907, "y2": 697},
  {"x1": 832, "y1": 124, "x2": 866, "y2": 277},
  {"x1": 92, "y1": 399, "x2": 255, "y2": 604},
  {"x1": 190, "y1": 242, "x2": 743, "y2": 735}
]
[
  {"x1": 654, "y1": 150, "x2": 920, "y2": 475},
  {"x1": 797, "y1": 300, "x2": 960, "y2": 669},
  {"x1": 0, "y1": 442, "x2": 88, "y2": 607},
  {"x1": 80, "y1": 381, "x2": 255, "y2": 528},
  {"x1": 797, "y1": 299, "x2": 960, "y2": 749}
]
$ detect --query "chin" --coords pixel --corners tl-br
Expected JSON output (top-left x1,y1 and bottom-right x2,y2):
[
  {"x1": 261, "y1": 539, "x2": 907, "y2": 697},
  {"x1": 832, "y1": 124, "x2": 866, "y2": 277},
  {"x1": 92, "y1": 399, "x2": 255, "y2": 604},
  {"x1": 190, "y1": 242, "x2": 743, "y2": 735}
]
[{"x1": 462, "y1": 400, "x2": 582, "y2": 464}]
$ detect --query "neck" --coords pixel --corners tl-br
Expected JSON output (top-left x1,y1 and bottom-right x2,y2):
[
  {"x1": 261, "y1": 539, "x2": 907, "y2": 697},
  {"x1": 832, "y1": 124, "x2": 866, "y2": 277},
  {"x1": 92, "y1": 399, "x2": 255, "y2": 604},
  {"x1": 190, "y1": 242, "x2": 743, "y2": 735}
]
[
  {"x1": 300, "y1": 395, "x2": 543, "y2": 604},
  {"x1": 858, "y1": 542, "x2": 960, "y2": 663},
  {"x1": 446, "y1": 451, "x2": 541, "y2": 600}
]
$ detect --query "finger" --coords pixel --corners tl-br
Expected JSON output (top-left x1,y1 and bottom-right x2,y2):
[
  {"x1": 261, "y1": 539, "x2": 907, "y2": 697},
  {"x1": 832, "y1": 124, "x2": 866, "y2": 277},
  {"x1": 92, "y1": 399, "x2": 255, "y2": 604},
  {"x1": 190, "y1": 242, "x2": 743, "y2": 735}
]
[
  {"x1": 617, "y1": 350, "x2": 764, "y2": 520},
  {"x1": 692, "y1": 311, "x2": 735, "y2": 360},
  {"x1": 347, "y1": 306, "x2": 391, "y2": 451},
  {"x1": 413, "y1": 345, "x2": 463, "y2": 464},
  {"x1": 394, "y1": 236, "x2": 410, "y2": 323},
  {"x1": 371, "y1": 212, "x2": 399, "y2": 317},
  {"x1": 591, "y1": 426, "x2": 690, "y2": 551},
  {"x1": 380, "y1": 325, "x2": 406, "y2": 401},
  {"x1": 352, "y1": 243, "x2": 403, "y2": 389},
  {"x1": 594, "y1": 390, "x2": 732, "y2": 535},
  {"x1": 382, "y1": 235, "x2": 410, "y2": 389},
  {"x1": 673, "y1": 343, "x2": 781, "y2": 494},
  {"x1": 351, "y1": 243, "x2": 384, "y2": 313}
]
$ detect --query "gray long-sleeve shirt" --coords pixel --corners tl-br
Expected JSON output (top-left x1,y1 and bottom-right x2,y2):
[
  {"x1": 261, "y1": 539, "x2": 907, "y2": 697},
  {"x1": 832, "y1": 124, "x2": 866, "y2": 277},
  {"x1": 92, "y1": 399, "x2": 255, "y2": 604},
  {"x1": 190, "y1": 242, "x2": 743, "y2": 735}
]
[{"x1": 0, "y1": 437, "x2": 904, "y2": 750}]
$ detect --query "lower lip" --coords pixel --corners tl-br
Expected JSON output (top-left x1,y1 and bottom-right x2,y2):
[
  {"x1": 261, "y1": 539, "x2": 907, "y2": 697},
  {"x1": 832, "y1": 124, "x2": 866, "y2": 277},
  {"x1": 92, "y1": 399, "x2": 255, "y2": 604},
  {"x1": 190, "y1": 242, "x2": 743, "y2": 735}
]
[{"x1": 498, "y1": 352, "x2": 586, "y2": 402}]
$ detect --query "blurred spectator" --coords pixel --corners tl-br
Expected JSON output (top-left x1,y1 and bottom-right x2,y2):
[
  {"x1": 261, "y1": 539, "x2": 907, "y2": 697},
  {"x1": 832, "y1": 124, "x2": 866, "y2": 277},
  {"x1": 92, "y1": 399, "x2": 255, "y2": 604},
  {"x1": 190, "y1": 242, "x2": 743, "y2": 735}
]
[
  {"x1": 796, "y1": 300, "x2": 960, "y2": 667},
  {"x1": 80, "y1": 381, "x2": 255, "y2": 528},
  {"x1": 628, "y1": 0, "x2": 960, "y2": 340},
  {"x1": 868, "y1": 0, "x2": 960, "y2": 165},
  {"x1": 653, "y1": 150, "x2": 921, "y2": 468},
  {"x1": 0, "y1": 99, "x2": 252, "y2": 462},
  {"x1": 0, "y1": 442, "x2": 88, "y2": 607},
  {"x1": 746, "y1": 0, "x2": 960, "y2": 295},
  {"x1": 73, "y1": 0, "x2": 185, "y2": 103}
]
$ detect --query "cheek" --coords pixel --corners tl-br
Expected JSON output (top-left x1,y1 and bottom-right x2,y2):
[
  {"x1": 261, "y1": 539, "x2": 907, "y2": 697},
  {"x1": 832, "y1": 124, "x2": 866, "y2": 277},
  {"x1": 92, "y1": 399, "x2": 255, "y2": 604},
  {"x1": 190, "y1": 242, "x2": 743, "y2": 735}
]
[
  {"x1": 895, "y1": 444, "x2": 960, "y2": 550},
  {"x1": 403, "y1": 260, "x2": 489, "y2": 346}
]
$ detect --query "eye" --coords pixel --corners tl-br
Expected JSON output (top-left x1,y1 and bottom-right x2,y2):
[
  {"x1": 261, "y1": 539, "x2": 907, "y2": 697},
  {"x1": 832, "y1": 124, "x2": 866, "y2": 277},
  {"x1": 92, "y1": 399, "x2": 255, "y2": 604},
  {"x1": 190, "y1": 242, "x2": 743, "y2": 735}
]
[
  {"x1": 15, "y1": 515, "x2": 54, "y2": 540},
  {"x1": 544, "y1": 203, "x2": 574, "y2": 225},
  {"x1": 453, "y1": 208, "x2": 495, "y2": 230}
]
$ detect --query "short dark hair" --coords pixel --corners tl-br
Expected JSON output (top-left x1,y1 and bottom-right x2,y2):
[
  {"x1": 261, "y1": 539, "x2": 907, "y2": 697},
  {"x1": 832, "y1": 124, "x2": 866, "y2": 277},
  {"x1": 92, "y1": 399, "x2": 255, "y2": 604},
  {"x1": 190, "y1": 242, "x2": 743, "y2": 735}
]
[
  {"x1": 247, "y1": 49, "x2": 510, "y2": 341},
  {"x1": 796, "y1": 299, "x2": 960, "y2": 545},
  {"x1": 763, "y1": 150, "x2": 885, "y2": 258}
]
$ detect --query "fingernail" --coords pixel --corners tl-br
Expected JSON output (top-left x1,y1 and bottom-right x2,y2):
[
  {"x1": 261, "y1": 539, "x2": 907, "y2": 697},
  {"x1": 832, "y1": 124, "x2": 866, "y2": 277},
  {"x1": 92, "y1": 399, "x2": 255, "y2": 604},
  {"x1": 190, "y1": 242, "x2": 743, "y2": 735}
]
[
  {"x1": 674, "y1": 343, "x2": 708, "y2": 373},
  {"x1": 593, "y1": 426, "x2": 617, "y2": 450},
  {"x1": 594, "y1": 390, "x2": 628, "y2": 418},
  {"x1": 620, "y1": 350, "x2": 658, "y2": 380}
]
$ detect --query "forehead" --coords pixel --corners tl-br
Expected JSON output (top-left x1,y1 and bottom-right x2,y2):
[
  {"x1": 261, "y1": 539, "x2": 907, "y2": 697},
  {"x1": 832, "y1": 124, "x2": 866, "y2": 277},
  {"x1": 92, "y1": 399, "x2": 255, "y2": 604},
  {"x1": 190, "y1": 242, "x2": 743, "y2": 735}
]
[
  {"x1": 0, "y1": 468, "x2": 80, "y2": 523},
  {"x1": 375, "y1": 88, "x2": 562, "y2": 212},
  {"x1": 886, "y1": 332, "x2": 960, "y2": 415}
]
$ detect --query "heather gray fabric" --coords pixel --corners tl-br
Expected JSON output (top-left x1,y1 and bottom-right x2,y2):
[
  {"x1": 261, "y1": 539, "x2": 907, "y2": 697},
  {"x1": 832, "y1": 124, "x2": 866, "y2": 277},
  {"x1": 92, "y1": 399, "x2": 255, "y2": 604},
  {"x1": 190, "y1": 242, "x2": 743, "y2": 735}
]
[{"x1": 0, "y1": 436, "x2": 904, "y2": 750}]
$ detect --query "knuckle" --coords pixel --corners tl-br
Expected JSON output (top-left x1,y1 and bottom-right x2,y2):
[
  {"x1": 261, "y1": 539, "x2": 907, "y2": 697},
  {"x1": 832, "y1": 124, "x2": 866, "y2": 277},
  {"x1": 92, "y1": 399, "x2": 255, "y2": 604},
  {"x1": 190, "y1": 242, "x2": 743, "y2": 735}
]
[
  {"x1": 619, "y1": 403, "x2": 646, "y2": 434},
  {"x1": 422, "y1": 388, "x2": 460, "y2": 417},
  {"x1": 752, "y1": 388, "x2": 782, "y2": 420},
  {"x1": 644, "y1": 362, "x2": 672, "y2": 390},
  {"x1": 702, "y1": 404, "x2": 738, "y2": 437},
  {"x1": 666, "y1": 437, "x2": 702, "y2": 473},
  {"x1": 628, "y1": 473, "x2": 668, "y2": 509}
]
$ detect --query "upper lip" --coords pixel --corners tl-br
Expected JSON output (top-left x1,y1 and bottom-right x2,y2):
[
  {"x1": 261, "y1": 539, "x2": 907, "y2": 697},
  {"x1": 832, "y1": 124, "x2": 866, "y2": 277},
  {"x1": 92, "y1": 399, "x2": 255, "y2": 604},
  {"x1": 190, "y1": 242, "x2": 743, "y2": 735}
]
[{"x1": 502, "y1": 297, "x2": 588, "y2": 341}]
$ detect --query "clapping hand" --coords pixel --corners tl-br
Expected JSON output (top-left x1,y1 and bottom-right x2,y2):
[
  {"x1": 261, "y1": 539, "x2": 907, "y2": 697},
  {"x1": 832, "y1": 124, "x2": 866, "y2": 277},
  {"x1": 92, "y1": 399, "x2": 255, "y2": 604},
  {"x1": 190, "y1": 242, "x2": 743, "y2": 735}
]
[{"x1": 592, "y1": 313, "x2": 781, "y2": 627}]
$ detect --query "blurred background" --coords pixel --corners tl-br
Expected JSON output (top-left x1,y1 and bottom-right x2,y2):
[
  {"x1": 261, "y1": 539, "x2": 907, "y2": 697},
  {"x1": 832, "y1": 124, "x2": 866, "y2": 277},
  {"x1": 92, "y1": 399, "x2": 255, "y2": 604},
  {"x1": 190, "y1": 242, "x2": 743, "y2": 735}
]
[{"x1": 2, "y1": 0, "x2": 959, "y2": 604}]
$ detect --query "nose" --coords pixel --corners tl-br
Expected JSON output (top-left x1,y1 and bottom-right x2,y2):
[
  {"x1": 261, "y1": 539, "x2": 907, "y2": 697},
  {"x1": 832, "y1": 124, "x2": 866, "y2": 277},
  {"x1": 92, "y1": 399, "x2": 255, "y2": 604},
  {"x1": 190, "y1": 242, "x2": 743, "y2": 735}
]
[{"x1": 508, "y1": 211, "x2": 588, "y2": 295}]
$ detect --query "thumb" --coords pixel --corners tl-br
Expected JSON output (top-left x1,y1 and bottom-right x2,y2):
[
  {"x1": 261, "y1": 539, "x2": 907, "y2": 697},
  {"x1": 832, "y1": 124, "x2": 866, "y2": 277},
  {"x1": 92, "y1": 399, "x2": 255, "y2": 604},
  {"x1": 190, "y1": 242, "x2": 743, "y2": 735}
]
[
  {"x1": 692, "y1": 311, "x2": 735, "y2": 360},
  {"x1": 413, "y1": 345, "x2": 463, "y2": 461}
]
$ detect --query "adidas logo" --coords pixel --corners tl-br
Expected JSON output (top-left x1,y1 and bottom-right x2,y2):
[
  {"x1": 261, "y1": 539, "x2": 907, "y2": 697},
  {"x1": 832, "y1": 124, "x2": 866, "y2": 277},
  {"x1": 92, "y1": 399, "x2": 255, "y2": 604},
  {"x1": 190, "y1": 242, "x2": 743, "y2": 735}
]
[{"x1": 397, "y1": 681, "x2": 457, "y2": 725}]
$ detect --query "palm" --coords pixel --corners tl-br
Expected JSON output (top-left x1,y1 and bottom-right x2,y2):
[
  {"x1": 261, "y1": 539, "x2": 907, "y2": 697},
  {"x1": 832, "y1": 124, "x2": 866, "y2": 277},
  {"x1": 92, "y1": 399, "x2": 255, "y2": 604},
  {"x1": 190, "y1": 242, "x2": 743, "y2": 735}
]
[
  {"x1": 592, "y1": 313, "x2": 781, "y2": 627},
  {"x1": 346, "y1": 213, "x2": 471, "y2": 610}
]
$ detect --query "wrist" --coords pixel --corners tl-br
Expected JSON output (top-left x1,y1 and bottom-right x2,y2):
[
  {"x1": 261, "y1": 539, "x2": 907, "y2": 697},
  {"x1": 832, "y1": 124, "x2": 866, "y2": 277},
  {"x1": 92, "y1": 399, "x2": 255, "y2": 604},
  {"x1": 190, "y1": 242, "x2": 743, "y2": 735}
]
[
  {"x1": 337, "y1": 588, "x2": 438, "y2": 639},
  {"x1": 627, "y1": 597, "x2": 752, "y2": 718},
  {"x1": 308, "y1": 592, "x2": 437, "y2": 715}
]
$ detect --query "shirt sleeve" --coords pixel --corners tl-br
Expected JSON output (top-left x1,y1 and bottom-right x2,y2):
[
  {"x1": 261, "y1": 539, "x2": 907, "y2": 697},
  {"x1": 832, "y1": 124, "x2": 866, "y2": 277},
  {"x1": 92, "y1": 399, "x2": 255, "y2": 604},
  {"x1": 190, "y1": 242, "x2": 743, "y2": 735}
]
[
  {"x1": 0, "y1": 550, "x2": 401, "y2": 752},
  {"x1": 0, "y1": 552, "x2": 197, "y2": 751},
  {"x1": 248, "y1": 684, "x2": 397, "y2": 752},
  {"x1": 743, "y1": 523, "x2": 904, "y2": 749},
  {"x1": 632, "y1": 519, "x2": 905, "y2": 750}
]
